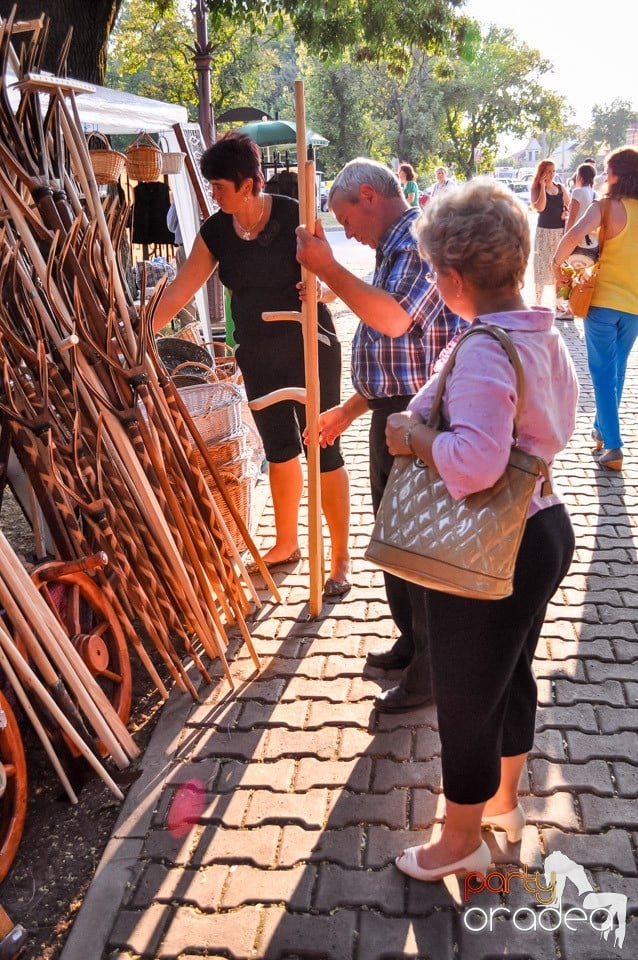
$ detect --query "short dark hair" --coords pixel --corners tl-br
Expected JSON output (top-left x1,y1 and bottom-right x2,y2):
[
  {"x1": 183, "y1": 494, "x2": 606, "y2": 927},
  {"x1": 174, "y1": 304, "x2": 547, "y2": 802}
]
[
  {"x1": 200, "y1": 132, "x2": 264, "y2": 193},
  {"x1": 577, "y1": 163, "x2": 596, "y2": 186},
  {"x1": 399, "y1": 162, "x2": 416, "y2": 180}
]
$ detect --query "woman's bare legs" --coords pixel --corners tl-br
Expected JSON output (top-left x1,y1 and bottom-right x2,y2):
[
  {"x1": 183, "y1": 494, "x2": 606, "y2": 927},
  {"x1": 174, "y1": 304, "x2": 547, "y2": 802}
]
[
  {"x1": 410, "y1": 799, "x2": 485, "y2": 869},
  {"x1": 320, "y1": 465, "x2": 351, "y2": 582},
  {"x1": 261, "y1": 456, "x2": 303, "y2": 564},
  {"x1": 482, "y1": 753, "x2": 527, "y2": 817}
]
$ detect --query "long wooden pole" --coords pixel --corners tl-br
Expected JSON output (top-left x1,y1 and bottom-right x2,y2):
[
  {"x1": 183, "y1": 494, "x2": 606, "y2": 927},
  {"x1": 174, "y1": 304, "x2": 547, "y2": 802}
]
[{"x1": 294, "y1": 79, "x2": 323, "y2": 617}]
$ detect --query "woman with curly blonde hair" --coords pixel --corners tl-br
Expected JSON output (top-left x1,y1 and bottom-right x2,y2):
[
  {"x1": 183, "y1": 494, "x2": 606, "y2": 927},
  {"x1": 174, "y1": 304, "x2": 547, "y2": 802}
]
[{"x1": 385, "y1": 179, "x2": 578, "y2": 883}]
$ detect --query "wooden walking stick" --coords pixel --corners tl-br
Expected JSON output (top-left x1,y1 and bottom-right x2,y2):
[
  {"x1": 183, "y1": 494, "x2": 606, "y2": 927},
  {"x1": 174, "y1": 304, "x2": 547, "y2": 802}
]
[{"x1": 250, "y1": 79, "x2": 324, "y2": 616}]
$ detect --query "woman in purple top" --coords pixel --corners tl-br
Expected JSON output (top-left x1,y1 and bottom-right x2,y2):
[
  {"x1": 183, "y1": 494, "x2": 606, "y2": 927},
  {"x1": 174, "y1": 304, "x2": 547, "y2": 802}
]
[{"x1": 385, "y1": 179, "x2": 578, "y2": 883}]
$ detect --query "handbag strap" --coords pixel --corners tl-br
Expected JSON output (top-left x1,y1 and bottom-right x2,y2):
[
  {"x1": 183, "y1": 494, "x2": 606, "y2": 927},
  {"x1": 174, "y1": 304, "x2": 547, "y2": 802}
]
[
  {"x1": 427, "y1": 324, "x2": 525, "y2": 442},
  {"x1": 596, "y1": 196, "x2": 610, "y2": 256}
]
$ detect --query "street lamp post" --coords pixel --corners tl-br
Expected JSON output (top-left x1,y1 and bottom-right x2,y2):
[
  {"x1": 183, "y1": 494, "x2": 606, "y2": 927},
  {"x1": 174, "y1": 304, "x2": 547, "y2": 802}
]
[{"x1": 193, "y1": 0, "x2": 215, "y2": 148}]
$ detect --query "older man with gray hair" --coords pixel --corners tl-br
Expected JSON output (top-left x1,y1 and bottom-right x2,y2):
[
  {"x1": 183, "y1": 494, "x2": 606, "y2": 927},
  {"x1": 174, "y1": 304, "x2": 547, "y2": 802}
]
[{"x1": 296, "y1": 158, "x2": 465, "y2": 713}]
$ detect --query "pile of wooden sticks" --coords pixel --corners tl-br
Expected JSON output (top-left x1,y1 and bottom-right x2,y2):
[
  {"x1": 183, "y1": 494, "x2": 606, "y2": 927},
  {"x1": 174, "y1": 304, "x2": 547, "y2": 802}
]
[{"x1": 0, "y1": 9, "x2": 275, "y2": 767}]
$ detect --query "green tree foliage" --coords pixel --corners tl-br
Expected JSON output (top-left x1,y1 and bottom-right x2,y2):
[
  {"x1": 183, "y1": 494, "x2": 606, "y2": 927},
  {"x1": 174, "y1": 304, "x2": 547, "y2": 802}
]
[
  {"x1": 433, "y1": 25, "x2": 568, "y2": 179},
  {"x1": 581, "y1": 99, "x2": 638, "y2": 155}
]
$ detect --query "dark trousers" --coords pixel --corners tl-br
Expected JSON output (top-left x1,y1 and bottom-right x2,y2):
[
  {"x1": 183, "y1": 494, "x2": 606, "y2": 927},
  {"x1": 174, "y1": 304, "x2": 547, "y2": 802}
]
[
  {"x1": 426, "y1": 503, "x2": 575, "y2": 804},
  {"x1": 369, "y1": 398, "x2": 432, "y2": 696}
]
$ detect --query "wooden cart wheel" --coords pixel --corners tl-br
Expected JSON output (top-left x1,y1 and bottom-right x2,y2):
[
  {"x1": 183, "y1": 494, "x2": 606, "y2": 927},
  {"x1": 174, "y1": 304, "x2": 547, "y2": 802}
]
[
  {"x1": 0, "y1": 689, "x2": 28, "y2": 883},
  {"x1": 33, "y1": 570, "x2": 133, "y2": 741}
]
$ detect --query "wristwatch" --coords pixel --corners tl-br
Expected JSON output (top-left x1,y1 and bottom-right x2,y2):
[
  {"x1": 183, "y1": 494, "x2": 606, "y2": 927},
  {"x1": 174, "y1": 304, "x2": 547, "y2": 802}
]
[{"x1": 404, "y1": 422, "x2": 417, "y2": 452}]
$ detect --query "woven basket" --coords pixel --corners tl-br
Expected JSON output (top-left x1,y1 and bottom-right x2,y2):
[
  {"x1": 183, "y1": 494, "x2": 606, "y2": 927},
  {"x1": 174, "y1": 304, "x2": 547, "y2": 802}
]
[
  {"x1": 172, "y1": 322, "x2": 203, "y2": 344},
  {"x1": 161, "y1": 151, "x2": 185, "y2": 175},
  {"x1": 194, "y1": 428, "x2": 247, "y2": 472},
  {"x1": 125, "y1": 132, "x2": 163, "y2": 182},
  {"x1": 87, "y1": 132, "x2": 126, "y2": 185},
  {"x1": 156, "y1": 337, "x2": 214, "y2": 375},
  {"x1": 179, "y1": 381, "x2": 243, "y2": 445},
  {"x1": 205, "y1": 466, "x2": 255, "y2": 550}
]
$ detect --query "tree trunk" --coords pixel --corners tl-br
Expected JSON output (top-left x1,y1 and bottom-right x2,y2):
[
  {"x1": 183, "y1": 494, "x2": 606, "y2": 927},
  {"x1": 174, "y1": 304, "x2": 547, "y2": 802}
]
[{"x1": 0, "y1": 0, "x2": 123, "y2": 84}]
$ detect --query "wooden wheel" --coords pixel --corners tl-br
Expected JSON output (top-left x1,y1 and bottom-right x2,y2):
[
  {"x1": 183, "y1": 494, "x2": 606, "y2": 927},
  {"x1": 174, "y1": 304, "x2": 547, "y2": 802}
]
[
  {"x1": 31, "y1": 561, "x2": 133, "y2": 747},
  {"x1": 0, "y1": 689, "x2": 27, "y2": 883}
]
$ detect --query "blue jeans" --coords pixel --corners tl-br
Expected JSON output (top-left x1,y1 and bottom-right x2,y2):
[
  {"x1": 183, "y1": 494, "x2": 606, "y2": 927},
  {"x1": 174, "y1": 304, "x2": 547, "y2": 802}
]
[{"x1": 584, "y1": 305, "x2": 638, "y2": 449}]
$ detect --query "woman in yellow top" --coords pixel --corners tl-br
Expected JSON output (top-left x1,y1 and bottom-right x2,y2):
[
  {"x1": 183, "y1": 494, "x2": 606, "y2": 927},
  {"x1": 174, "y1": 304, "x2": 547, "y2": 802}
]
[{"x1": 553, "y1": 147, "x2": 638, "y2": 471}]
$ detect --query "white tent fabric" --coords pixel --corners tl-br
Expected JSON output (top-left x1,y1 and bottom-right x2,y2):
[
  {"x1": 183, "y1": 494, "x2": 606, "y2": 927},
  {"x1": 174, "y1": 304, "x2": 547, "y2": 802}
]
[{"x1": 76, "y1": 84, "x2": 188, "y2": 135}]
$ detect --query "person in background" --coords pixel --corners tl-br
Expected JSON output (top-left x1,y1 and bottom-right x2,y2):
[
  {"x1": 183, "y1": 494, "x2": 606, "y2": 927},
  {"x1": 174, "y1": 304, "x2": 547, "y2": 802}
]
[
  {"x1": 153, "y1": 133, "x2": 352, "y2": 596},
  {"x1": 398, "y1": 162, "x2": 420, "y2": 208},
  {"x1": 386, "y1": 178, "x2": 577, "y2": 883},
  {"x1": 530, "y1": 159, "x2": 570, "y2": 306},
  {"x1": 430, "y1": 166, "x2": 451, "y2": 196},
  {"x1": 564, "y1": 162, "x2": 598, "y2": 265},
  {"x1": 296, "y1": 158, "x2": 464, "y2": 713},
  {"x1": 553, "y1": 146, "x2": 638, "y2": 472}
]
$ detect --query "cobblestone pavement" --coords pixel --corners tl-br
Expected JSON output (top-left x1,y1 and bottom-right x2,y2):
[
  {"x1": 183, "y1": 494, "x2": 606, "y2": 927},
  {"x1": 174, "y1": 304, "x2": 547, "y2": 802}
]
[{"x1": 61, "y1": 294, "x2": 638, "y2": 959}]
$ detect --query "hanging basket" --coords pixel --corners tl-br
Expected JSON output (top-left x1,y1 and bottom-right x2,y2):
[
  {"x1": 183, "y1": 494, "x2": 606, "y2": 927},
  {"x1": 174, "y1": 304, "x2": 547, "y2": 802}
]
[
  {"x1": 125, "y1": 132, "x2": 163, "y2": 182},
  {"x1": 87, "y1": 132, "x2": 126, "y2": 185},
  {"x1": 159, "y1": 134, "x2": 186, "y2": 176}
]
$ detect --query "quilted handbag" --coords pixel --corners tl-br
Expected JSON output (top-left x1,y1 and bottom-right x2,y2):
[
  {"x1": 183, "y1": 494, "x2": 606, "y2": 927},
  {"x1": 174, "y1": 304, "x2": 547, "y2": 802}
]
[
  {"x1": 365, "y1": 325, "x2": 551, "y2": 600},
  {"x1": 568, "y1": 198, "x2": 609, "y2": 318}
]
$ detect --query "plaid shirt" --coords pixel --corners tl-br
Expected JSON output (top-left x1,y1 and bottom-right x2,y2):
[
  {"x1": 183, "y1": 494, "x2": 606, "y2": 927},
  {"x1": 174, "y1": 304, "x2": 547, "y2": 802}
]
[{"x1": 351, "y1": 208, "x2": 463, "y2": 399}]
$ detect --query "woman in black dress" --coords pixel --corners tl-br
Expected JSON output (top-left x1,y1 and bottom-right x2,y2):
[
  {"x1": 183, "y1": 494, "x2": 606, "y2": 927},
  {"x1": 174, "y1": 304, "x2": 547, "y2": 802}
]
[{"x1": 153, "y1": 133, "x2": 351, "y2": 593}]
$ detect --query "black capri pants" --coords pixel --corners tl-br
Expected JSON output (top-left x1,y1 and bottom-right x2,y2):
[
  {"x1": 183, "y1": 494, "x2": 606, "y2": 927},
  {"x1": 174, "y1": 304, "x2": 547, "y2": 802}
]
[
  {"x1": 236, "y1": 322, "x2": 344, "y2": 473},
  {"x1": 426, "y1": 503, "x2": 575, "y2": 805}
]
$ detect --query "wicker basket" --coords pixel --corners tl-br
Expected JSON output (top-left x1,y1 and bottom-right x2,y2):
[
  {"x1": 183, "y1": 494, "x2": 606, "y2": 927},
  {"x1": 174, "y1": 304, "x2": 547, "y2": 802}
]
[
  {"x1": 179, "y1": 381, "x2": 243, "y2": 445},
  {"x1": 156, "y1": 337, "x2": 214, "y2": 377},
  {"x1": 205, "y1": 464, "x2": 256, "y2": 551},
  {"x1": 172, "y1": 322, "x2": 203, "y2": 344},
  {"x1": 125, "y1": 132, "x2": 163, "y2": 182},
  {"x1": 87, "y1": 132, "x2": 126, "y2": 185},
  {"x1": 161, "y1": 151, "x2": 185, "y2": 175},
  {"x1": 193, "y1": 428, "x2": 247, "y2": 473}
]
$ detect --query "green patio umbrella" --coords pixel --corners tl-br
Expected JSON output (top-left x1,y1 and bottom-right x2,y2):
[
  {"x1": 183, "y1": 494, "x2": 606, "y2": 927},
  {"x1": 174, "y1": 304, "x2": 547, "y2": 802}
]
[{"x1": 236, "y1": 119, "x2": 328, "y2": 148}]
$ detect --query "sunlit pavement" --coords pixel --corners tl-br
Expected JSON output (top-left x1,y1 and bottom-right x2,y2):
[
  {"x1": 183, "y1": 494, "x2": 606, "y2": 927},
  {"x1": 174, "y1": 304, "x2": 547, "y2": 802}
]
[{"x1": 61, "y1": 231, "x2": 638, "y2": 960}]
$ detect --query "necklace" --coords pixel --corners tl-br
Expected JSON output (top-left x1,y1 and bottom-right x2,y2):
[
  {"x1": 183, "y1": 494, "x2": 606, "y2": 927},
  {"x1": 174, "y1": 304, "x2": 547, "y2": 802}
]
[{"x1": 233, "y1": 194, "x2": 265, "y2": 239}]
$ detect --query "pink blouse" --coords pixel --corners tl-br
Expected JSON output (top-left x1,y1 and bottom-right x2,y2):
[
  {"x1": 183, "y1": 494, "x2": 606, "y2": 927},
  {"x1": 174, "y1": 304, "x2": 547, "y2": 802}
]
[{"x1": 408, "y1": 309, "x2": 579, "y2": 517}]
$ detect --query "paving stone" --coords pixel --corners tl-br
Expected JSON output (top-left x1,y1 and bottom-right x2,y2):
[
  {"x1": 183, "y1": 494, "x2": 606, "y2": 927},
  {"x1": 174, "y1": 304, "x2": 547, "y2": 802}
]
[
  {"x1": 366, "y1": 825, "x2": 440, "y2": 869},
  {"x1": 545, "y1": 638, "x2": 615, "y2": 662},
  {"x1": 130, "y1": 863, "x2": 227, "y2": 910},
  {"x1": 264, "y1": 727, "x2": 340, "y2": 759},
  {"x1": 611, "y1": 638, "x2": 638, "y2": 662},
  {"x1": 278, "y1": 825, "x2": 364, "y2": 868},
  {"x1": 109, "y1": 904, "x2": 172, "y2": 957},
  {"x1": 299, "y1": 635, "x2": 365, "y2": 656},
  {"x1": 413, "y1": 727, "x2": 442, "y2": 760},
  {"x1": 372, "y1": 758, "x2": 441, "y2": 792},
  {"x1": 325, "y1": 787, "x2": 408, "y2": 829},
  {"x1": 587, "y1": 659, "x2": 638, "y2": 682},
  {"x1": 212, "y1": 758, "x2": 297, "y2": 792},
  {"x1": 554, "y1": 679, "x2": 626, "y2": 705},
  {"x1": 530, "y1": 758, "x2": 614, "y2": 795},
  {"x1": 535, "y1": 703, "x2": 598, "y2": 732},
  {"x1": 564, "y1": 730, "x2": 638, "y2": 762},
  {"x1": 280, "y1": 676, "x2": 352, "y2": 702},
  {"x1": 579, "y1": 621, "x2": 637, "y2": 640},
  {"x1": 306, "y1": 699, "x2": 374, "y2": 728},
  {"x1": 191, "y1": 824, "x2": 280, "y2": 868},
  {"x1": 237, "y1": 699, "x2": 309, "y2": 730},
  {"x1": 315, "y1": 862, "x2": 404, "y2": 912},
  {"x1": 222, "y1": 863, "x2": 315, "y2": 910},
  {"x1": 184, "y1": 698, "x2": 244, "y2": 728},
  {"x1": 523, "y1": 792, "x2": 581, "y2": 831},
  {"x1": 580, "y1": 795, "x2": 638, "y2": 830},
  {"x1": 257, "y1": 906, "x2": 357, "y2": 959},
  {"x1": 245, "y1": 788, "x2": 329, "y2": 828},
  {"x1": 558, "y1": 911, "x2": 638, "y2": 960},
  {"x1": 259, "y1": 655, "x2": 326, "y2": 678},
  {"x1": 612, "y1": 760, "x2": 638, "y2": 796},
  {"x1": 321, "y1": 654, "x2": 368, "y2": 679},
  {"x1": 176, "y1": 727, "x2": 266, "y2": 761},
  {"x1": 410, "y1": 789, "x2": 444, "y2": 830},
  {"x1": 157, "y1": 905, "x2": 262, "y2": 958},
  {"x1": 541, "y1": 827, "x2": 636, "y2": 872},
  {"x1": 596, "y1": 705, "x2": 638, "y2": 732},
  {"x1": 529, "y1": 728, "x2": 566, "y2": 761},
  {"x1": 357, "y1": 911, "x2": 455, "y2": 960},
  {"x1": 340, "y1": 728, "x2": 414, "y2": 760},
  {"x1": 294, "y1": 757, "x2": 373, "y2": 791},
  {"x1": 535, "y1": 659, "x2": 587, "y2": 681},
  {"x1": 458, "y1": 914, "x2": 558, "y2": 960}
]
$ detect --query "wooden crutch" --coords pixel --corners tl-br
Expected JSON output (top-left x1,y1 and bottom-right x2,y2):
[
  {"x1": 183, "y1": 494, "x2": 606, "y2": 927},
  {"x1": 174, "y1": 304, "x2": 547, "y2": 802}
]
[{"x1": 249, "y1": 79, "x2": 324, "y2": 616}]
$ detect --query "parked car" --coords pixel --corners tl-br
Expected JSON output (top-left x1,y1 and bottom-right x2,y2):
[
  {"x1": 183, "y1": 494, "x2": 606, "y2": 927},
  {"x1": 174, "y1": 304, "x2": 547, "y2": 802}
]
[{"x1": 508, "y1": 181, "x2": 532, "y2": 206}]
